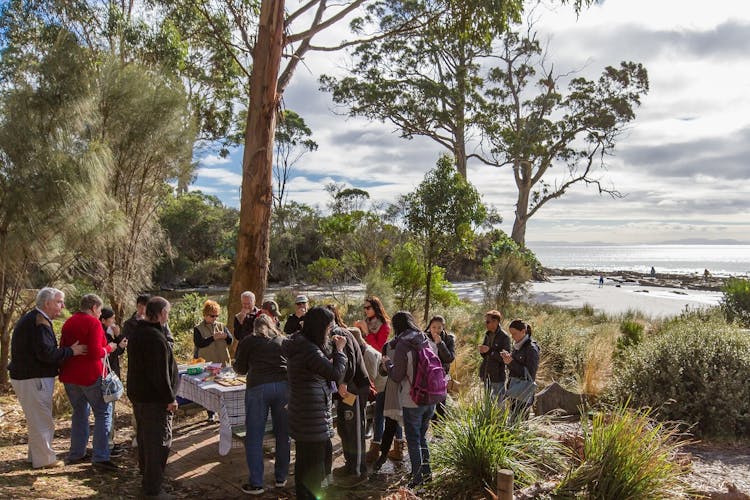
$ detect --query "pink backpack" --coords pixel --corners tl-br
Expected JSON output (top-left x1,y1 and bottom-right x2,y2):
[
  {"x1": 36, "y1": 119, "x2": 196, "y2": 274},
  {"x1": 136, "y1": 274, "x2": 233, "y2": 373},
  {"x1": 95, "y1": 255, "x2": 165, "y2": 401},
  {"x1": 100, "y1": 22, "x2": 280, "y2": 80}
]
[{"x1": 409, "y1": 339, "x2": 447, "y2": 406}]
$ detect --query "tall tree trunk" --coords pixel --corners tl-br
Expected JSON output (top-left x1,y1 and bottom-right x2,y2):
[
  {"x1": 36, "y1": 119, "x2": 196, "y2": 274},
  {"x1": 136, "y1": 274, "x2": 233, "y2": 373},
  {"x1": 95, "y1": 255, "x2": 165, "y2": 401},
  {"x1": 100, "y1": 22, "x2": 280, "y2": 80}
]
[
  {"x1": 0, "y1": 314, "x2": 11, "y2": 387},
  {"x1": 424, "y1": 261, "x2": 432, "y2": 323},
  {"x1": 511, "y1": 185, "x2": 530, "y2": 248},
  {"x1": 228, "y1": 0, "x2": 285, "y2": 319}
]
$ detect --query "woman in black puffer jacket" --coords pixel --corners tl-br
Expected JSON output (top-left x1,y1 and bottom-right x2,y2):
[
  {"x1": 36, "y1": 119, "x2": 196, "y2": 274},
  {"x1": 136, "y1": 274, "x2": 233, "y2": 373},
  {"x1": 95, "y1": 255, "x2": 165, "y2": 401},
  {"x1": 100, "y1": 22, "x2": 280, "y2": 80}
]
[{"x1": 283, "y1": 307, "x2": 347, "y2": 500}]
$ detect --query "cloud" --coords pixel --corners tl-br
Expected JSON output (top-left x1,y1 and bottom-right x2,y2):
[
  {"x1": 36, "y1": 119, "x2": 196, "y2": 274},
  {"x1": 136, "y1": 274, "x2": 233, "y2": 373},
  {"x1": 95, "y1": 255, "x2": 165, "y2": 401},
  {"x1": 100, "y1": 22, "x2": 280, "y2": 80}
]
[
  {"x1": 199, "y1": 154, "x2": 232, "y2": 166},
  {"x1": 194, "y1": 167, "x2": 242, "y2": 186}
]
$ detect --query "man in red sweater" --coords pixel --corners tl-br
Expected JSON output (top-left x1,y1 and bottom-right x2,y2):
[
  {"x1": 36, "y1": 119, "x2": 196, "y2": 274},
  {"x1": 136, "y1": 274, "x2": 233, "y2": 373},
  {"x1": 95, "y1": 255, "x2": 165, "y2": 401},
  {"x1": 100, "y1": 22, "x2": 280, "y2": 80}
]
[{"x1": 60, "y1": 294, "x2": 117, "y2": 469}]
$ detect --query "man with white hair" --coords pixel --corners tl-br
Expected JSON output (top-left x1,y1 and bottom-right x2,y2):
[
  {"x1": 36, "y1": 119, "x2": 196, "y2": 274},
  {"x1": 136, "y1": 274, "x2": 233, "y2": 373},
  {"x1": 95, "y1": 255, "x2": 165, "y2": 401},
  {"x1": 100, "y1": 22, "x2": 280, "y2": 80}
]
[
  {"x1": 9, "y1": 287, "x2": 87, "y2": 468},
  {"x1": 233, "y1": 290, "x2": 259, "y2": 343}
]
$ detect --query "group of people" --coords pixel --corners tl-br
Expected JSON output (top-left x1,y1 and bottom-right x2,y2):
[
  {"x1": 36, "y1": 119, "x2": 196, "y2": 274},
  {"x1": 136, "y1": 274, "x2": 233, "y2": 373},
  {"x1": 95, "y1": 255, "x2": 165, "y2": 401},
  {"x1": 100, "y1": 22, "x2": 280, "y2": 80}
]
[{"x1": 9, "y1": 287, "x2": 541, "y2": 499}]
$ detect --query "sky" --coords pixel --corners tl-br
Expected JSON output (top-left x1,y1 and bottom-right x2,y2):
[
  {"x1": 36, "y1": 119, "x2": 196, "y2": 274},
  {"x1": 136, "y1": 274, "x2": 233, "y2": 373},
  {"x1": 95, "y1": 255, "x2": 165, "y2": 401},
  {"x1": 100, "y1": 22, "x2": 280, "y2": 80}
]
[{"x1": 191, "y1": 0, "x2": 750, "y2": 246}]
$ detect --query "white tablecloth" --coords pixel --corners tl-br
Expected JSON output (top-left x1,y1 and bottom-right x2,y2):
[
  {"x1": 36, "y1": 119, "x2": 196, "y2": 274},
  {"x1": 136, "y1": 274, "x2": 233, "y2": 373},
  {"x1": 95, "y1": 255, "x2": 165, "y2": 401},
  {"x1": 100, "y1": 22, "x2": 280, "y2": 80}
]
[{"x1": 176, "y1": 374, "x2": 245, "y2": 455}]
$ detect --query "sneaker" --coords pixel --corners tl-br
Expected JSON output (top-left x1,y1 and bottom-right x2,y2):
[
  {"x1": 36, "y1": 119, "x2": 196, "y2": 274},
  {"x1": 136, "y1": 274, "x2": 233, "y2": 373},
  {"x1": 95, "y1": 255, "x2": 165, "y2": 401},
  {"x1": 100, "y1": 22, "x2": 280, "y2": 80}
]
[
  {"x1": 275, "y1": 479, "x2": 287, "y2": 488},
  {"x1": 64, "y1": 453, "x2": 91, "y2": 465},
  {"x1": 332, "y1": 465, "x2": 353, "y2": 478},
  {"x1": 92, "y1": 460, "x2": 119, "y2": 471},
  {"x1": 335, "y1": 473, "x2": 368, "y2": 488},
  {"x1": 240, "y1": 484, "x2": 264, "y2": 495},
  {"x1": 38, "y1": 460, "x2": 65, "y2": 469}
]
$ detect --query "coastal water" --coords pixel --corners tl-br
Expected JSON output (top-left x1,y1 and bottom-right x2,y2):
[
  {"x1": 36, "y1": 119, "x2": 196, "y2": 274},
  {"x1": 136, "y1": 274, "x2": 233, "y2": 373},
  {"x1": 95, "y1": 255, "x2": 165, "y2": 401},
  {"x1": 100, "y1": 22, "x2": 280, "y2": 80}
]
[{"x1": 529, "y1": 244, "x2": 750, "y2": 277}]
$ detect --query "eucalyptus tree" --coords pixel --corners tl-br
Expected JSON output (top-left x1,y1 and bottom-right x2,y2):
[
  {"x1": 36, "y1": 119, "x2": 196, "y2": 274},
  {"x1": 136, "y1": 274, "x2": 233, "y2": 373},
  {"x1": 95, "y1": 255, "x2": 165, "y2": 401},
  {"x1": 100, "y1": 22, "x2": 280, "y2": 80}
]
[
  {"x1": 173, "y1": 0, "x2": 428, "y2": 314},
  {"x1": 0, "y1": 34, "x2": 110, "y2": 386},
  {"x1": 321, "y1": 0, "x2": 523, "y2": 178},
  {"x1": 273, "y1": 110, "x2": 318, "y2": 215},
  {"x1": 402, "y1": 154, "x2": 486, "y2": 321},
  {"x1": 477, "y1": 30, "x2": 649, "y2": 247}
]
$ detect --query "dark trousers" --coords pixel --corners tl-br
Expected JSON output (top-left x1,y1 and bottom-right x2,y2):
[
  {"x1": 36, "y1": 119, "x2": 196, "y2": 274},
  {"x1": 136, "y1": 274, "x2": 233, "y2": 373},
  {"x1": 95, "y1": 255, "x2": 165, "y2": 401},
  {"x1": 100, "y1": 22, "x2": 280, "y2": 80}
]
[
  {"x1": 295, "y1": 440, "x2": 329, "y2": 500},
  {"x1": 378, "y1": 417, "x2": 400, "y2": 459},
  {"x1": 133, "y1": 402, "x2": 173, "y2": 496},
  {"x1": 336, "y1": 392, "x2": 367, "y2": 476}
]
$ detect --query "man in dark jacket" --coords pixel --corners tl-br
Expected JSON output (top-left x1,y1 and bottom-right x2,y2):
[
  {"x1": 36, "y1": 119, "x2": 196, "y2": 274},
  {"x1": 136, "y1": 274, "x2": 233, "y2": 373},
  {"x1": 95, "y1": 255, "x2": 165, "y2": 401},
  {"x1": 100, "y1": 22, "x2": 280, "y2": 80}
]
[
  {"x1": 9, "y1": 287, "x2": 87, "y2": 469},
  {"x1": 331, "y1": 326, "x2": 371, "y2": 487},
  {"x1": 478, "y1": 310, "x2": 511, "y2": 403},
  {"x1": 283, "y1": 294, "x2": 308, "y2": 335},
  {"x1": 127, "y1": 297, "x2": 179, "y2": 499},
  {"x1": 233, "y1": 290, "x2": 260, "y2": 343}
]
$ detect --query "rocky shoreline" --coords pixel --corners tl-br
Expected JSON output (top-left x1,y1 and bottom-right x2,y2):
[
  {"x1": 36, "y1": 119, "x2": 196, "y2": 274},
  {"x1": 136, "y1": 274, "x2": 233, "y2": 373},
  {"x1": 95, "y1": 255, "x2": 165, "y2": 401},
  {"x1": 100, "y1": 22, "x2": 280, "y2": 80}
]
[{"x1": 543, "y1": 267, "x2": 729, "y2": 292}]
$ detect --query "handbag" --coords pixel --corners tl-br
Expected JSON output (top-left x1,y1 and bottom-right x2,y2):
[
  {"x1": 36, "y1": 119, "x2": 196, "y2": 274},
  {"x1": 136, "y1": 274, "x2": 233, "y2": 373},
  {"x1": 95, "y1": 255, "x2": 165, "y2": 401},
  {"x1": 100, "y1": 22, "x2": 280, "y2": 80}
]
[
  {"x1": 101, "y1": 355, "x2": 124, "y2": 403},
  {"x1": 506, "y1": 367, "x2": 537, "y2": 404}
]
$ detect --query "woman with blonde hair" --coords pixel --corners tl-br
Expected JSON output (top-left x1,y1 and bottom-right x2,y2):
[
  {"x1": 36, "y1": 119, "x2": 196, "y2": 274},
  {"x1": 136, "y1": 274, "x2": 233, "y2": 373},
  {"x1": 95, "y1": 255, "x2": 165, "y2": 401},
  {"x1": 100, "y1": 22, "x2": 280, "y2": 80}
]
[
  {"x1": 193, "y1": 300, "x2": 234, "y2": 365},
  {"x1": 233, "y1": 314, "x2": 289, "y2": 495}
]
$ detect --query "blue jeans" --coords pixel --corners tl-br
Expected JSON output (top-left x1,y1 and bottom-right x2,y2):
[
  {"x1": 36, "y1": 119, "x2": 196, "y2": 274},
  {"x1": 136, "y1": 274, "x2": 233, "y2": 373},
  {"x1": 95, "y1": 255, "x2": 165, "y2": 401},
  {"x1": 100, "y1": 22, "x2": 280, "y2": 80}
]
[
  {"x1": 373, "y1": 391, "x2": 402, "y2": 442},
  {"x1": 402, "y1": 404, "x2": 435, "y2": 485},
  {"x1": 65, "y1": 379, "x2": 112, "y2": 463},
  {"x1": 245, "y1": 381, "x2": 290, "y2": 487}
]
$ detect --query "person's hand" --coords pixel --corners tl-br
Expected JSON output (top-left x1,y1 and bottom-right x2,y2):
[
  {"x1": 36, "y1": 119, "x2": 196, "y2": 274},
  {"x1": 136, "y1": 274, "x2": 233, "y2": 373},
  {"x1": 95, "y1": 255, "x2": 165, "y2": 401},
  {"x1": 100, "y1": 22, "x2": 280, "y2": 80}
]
[
  {"x1": 213, "y1": 331, "x2": 226, "y2": 340},
  {"x1": 71, "y1": 340, "x2": 87, "y2": 356},
  {"x1": 431, "y1": 331, "x2": 442, "y2": 344},
  {"x1": 354, "y1": 320, "x2": 366, "y2": 332},
  {"x1": 478, "y1": 345, "x2": 490, "y2": 354},
  {"x1": 108, "y1": 342, "x2": 118, "y2": 352},
  {"x1": 110, "y1": 324, "x2": 120, "y2": 336},
  {"x1": 167, "y1": 401, "x2": 178, "y2": 412},
  {"x1": 118, "y1": 337, "x2": 128, "y2": 349},
  {"x1": 338, "y1": 383, "x2": 349, "y2": 398},
  {"x1": 332, "y1": 334, "x2": 346, "y2": 352},
  {"x1": 500, "y1": 350, "x2": 512, "y2": 365}
]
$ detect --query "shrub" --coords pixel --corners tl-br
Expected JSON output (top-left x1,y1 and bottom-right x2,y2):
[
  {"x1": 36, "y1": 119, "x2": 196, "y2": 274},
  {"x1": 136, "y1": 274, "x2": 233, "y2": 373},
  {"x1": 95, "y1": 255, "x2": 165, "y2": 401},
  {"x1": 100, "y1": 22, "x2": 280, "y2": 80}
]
[
  {"x1": 721, "y1": 277, "x2": 750, "y2": 326},
  {"x1": 481, "y1": 253, "x2": 531, "y2": 310},
  {"x1": 610, "y1": 315, "x2": 750, "y2": 438},
  {"x1": 614, "y1": 318, "x2": 645, "y2": 361},
  {"x1": 554, "y1": 405, "x2": 690, "y2": 499},
  {"x1": 168, "y1": 292, "x2": 208, "y2": 362},
  {"x1": 184, "y1": 257, "x2": 232, "y2": 286},
  {"x1": 362, "y1": 267, "x2": 395, "y2": 315},
  {"x1": 427, "y1": 388, "x2": 565, "y2": 498}
]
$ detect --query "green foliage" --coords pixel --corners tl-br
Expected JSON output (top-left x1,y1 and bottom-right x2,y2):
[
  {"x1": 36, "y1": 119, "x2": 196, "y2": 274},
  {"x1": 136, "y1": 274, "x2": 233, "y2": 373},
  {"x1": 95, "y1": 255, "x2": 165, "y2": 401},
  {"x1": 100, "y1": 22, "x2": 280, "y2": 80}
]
[
  {"x1": 270, "y1": 202, "x2": 325, "y2": 283},
  {"x1": 427, "y1": 389, "x2": 565, "y2": 498},
  {"x1": 388, "y1": 243, "x2": 459, "y2": 314},
  {"x1": 307, "y1": 257, "x2": 345, "y2": 287},
  {"x1": 362, "y1": 268, "x2": 395, "y2": 316},
  {"x1": 614, "y1": 319, "x2": 645, "y2": 359},
  {"x1": 402, "y1": 154, "x2": 486, "y2": 319},
  {"x1": 555, "y1": 405, "x2": 690, "y2": 499},
  {"x1": 721, "y1": 277, "x2": 750, "y2": 327},
  {"x1": 482, "y1": 253, "x2": 531, "y2": 309},
  {"x1": 169, "y1": 292, "x2": 206, "y2": 335},
  {"x1": 157, "y1": 191, "x2": 238, "y2": 285},
  {"x1": 610, "y1": 313, "x2": 750, "y2": 438},
  {"x1": 273, "y1": 110, "x2": 317, "y2": 211}
]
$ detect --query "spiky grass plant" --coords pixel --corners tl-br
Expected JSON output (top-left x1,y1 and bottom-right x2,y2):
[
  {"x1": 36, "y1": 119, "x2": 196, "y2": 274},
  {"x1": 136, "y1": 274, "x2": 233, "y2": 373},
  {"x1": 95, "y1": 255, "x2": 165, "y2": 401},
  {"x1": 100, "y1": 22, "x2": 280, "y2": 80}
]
[
  {"x1": 426, "y1": 387, "x2": 565, "y2": 498},
  {"x1": 554, "y1": 405, "x2": 690, "y2": 499}
]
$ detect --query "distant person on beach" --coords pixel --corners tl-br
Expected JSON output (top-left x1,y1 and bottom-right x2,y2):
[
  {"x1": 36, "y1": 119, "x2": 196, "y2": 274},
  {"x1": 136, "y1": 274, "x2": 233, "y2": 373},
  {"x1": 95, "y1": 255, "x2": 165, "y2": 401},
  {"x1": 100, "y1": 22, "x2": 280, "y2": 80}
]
[
  {"x1": 650, "y1": 266, "x2": 656, "y2": 277},
  {"x1": 704, "y1": 268, "x2": 711, "y2": 280},
  {"x1": 478, "y1": 310, "x2": 511, "y2": 403},
  {"x1": 598, "y1": 275, "x2": 604, "y2": 288},
  {"x1": 9, "y1": 287, "x2": 86, "y2": 469}
]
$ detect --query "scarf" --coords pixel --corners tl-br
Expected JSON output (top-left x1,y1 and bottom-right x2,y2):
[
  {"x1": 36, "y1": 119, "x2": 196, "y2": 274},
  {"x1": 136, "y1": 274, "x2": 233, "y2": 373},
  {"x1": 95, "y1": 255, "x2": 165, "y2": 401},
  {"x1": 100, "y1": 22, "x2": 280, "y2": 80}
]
[{"x1": 365, "y1": 316, "x2": 383, "y2": 335}]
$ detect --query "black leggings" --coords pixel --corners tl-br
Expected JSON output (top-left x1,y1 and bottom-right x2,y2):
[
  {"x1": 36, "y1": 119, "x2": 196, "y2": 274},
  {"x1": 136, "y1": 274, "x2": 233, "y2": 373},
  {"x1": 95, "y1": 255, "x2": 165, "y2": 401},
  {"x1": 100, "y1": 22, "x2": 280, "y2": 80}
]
[
  {"x1": 295, "y1": 440, "x2": 330, "y2": 500},
  {"x1": 378, "y1": 417, "x2": 400, "y2": 460}
]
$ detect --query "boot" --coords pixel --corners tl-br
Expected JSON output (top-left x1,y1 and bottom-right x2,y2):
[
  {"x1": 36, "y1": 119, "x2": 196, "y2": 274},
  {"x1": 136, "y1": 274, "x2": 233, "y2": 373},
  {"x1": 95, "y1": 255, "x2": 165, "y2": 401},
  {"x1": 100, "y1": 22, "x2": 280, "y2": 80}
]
[
  {"x1": 388, "y1": 439, "x2": 405, "y2": 461},
  {"x1": 365, "y1": 441, "x2": 381, "y2": 465}
]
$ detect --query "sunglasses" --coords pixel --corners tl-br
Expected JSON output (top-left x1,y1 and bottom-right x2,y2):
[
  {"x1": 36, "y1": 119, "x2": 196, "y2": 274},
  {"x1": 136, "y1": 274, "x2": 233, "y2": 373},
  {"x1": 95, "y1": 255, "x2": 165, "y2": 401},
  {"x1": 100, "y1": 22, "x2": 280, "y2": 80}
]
[{"x1": 208, "y1": 314, "x2": 219, "y2": 318}]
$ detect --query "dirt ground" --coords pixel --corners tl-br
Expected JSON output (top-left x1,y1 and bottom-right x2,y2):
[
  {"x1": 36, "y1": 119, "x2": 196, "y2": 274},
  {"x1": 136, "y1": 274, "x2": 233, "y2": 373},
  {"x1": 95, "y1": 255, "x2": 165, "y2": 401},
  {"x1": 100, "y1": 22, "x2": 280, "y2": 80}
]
[{"x1": 1, "y1": 394, "x2": 749, "y2": 499}]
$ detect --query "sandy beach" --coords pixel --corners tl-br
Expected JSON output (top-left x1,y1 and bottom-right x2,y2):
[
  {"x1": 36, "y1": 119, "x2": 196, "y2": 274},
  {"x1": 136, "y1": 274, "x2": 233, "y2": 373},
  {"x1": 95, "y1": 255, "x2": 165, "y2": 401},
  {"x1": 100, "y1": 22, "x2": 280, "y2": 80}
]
[{"x1": 450, "y1": 275, "x2": 723, "y2": 317}]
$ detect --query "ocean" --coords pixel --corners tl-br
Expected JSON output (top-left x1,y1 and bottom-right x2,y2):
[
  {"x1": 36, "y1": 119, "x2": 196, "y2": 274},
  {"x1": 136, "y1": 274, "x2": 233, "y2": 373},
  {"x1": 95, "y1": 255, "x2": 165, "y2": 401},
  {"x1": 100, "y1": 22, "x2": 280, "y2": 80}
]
[{"x1": 529, "y1": 244, "x2": 750, "y2": 277}]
